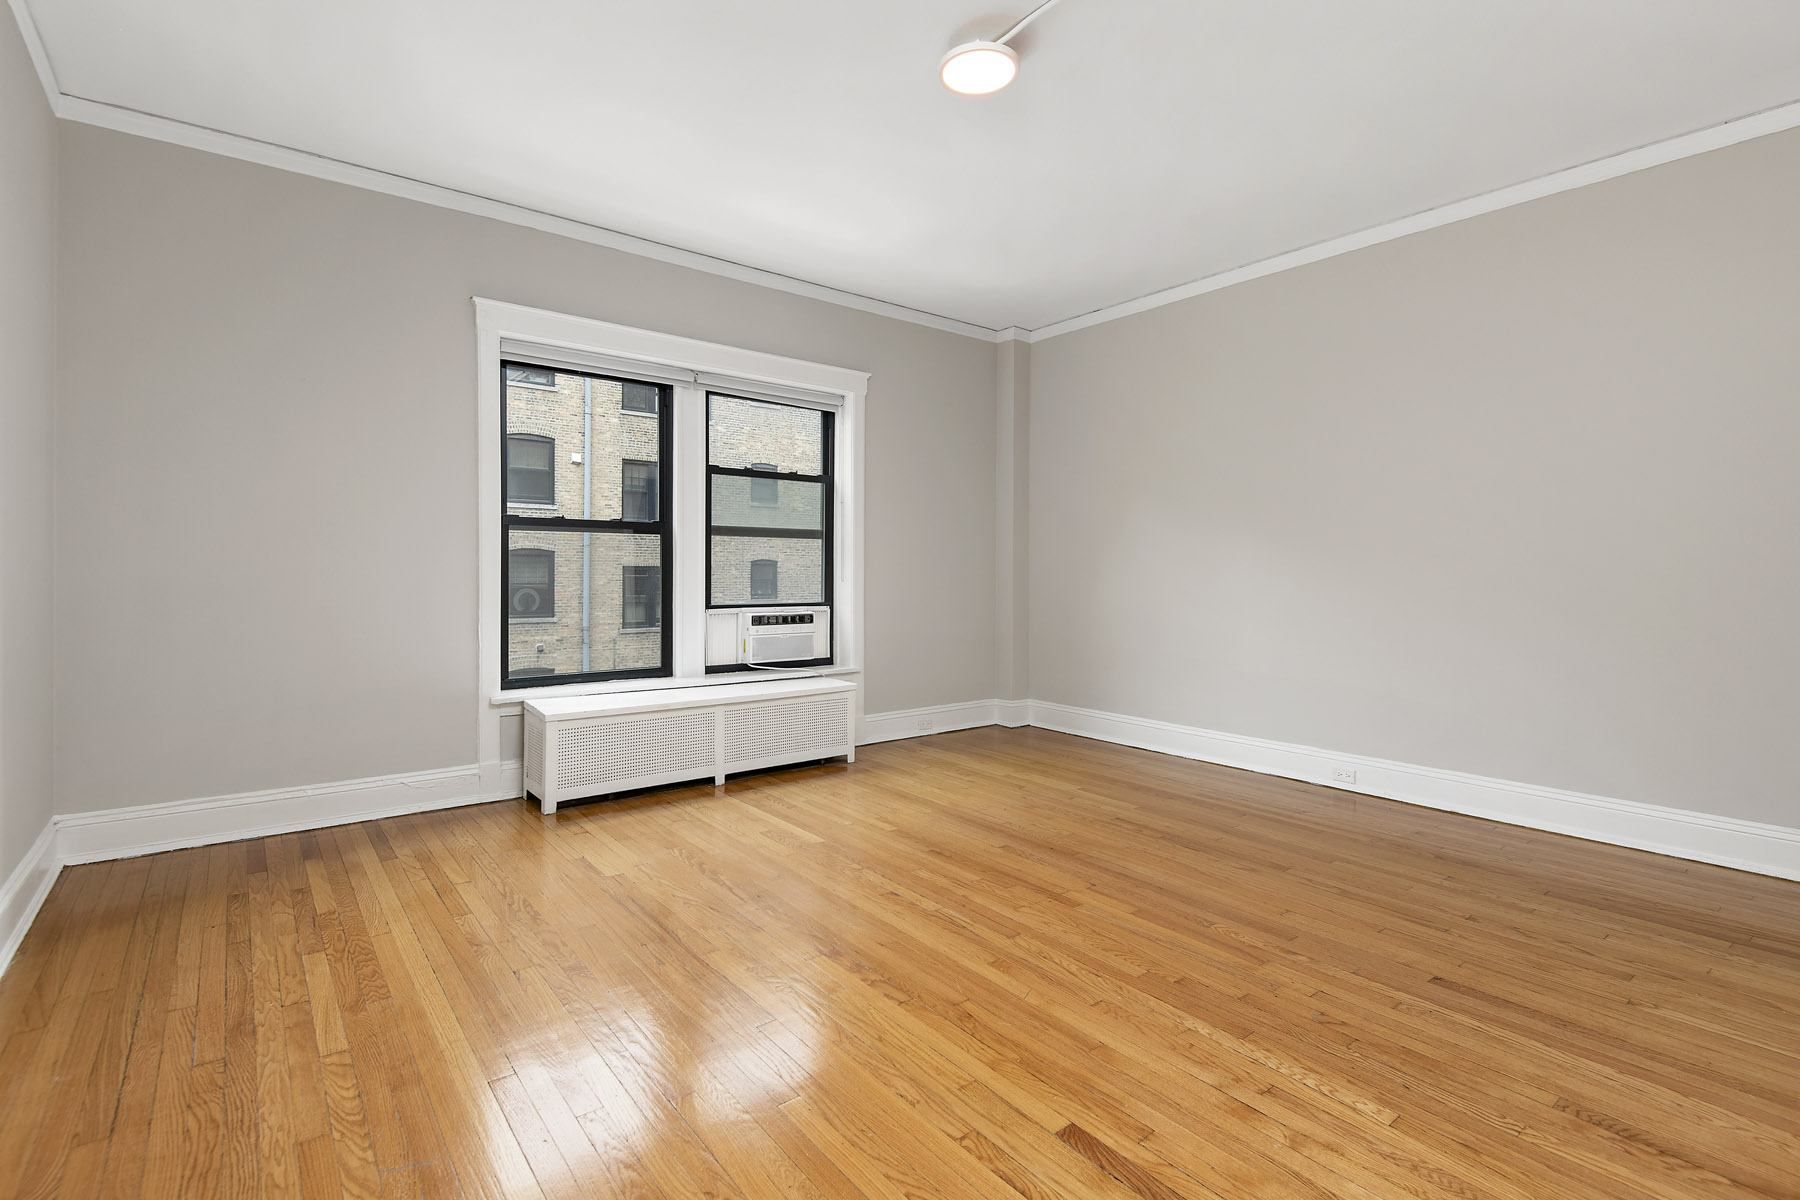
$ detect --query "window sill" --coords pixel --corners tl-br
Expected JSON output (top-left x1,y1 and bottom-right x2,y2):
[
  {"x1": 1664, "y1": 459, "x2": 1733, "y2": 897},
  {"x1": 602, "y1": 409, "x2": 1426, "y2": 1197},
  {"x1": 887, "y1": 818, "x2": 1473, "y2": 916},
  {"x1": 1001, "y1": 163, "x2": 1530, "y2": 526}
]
[{"x1": 488, "y1": 664, "x2": 859, "y2": 708}]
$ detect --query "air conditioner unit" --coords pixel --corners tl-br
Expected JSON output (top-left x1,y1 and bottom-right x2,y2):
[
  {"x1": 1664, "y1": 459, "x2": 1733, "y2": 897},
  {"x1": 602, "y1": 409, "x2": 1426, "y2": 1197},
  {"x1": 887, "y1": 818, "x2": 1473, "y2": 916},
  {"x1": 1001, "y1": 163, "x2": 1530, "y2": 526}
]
[{"x1": 705, "y1": 607, "x2": 830, "y2": 667}]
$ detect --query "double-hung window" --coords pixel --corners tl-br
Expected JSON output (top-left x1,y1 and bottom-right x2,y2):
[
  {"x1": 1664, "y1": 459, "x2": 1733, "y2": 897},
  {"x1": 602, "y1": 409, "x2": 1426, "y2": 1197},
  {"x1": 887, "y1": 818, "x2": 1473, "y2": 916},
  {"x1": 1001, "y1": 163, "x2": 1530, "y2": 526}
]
[
  {"x1": 480, "y1": 300, "x2": 863, "y2": 711},
  {"x1": 501, "y1": 361, "x2": 672, "y2": 686},
  {"x1": 706, "y1": 393, "x2": 833, "y2": 624}
]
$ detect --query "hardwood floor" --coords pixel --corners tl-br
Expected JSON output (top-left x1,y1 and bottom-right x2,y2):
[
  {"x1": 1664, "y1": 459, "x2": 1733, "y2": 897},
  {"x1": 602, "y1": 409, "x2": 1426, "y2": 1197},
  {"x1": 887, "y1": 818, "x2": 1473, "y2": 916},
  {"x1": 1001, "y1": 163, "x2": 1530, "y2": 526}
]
[{"x1": 3, "y1": 726, "x2": 1798, "y2": 1199}]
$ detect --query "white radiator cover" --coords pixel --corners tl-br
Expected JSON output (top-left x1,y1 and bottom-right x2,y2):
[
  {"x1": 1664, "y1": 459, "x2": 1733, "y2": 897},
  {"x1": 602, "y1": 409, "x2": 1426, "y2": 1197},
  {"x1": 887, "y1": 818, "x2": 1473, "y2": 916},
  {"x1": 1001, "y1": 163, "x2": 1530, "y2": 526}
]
[{"x1": 521, "y1": 678, "x2": 856, "y2": 813}]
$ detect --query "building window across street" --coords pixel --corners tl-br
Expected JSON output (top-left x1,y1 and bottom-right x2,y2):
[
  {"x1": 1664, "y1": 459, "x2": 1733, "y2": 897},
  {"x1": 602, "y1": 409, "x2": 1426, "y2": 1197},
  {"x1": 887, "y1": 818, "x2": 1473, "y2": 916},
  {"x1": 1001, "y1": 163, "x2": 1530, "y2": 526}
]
[
  {"x1": 621, "y1": 381, "x2": 660, "y2": 414},
  {"x1": 621, "y1": 460, "x2": 658, "y2": 523},
  {"x1": 506, "y1": 435, "x2": 555, "y2": 505},
  {"x1": 750, "y1": 558, "x2": 778, "y2": 600},
  {"x1": 749, "y1": 462, "x2": 779, "y2": 506},
  {"x1": 508, "y1": 548, "x2": 555, "y2": 619},
  {"x1": 505, "y1": 364, "x2": 556, "y2": 389},
  {"x1": 622, "y1": 565, "x2": 661, "y2": 629}
]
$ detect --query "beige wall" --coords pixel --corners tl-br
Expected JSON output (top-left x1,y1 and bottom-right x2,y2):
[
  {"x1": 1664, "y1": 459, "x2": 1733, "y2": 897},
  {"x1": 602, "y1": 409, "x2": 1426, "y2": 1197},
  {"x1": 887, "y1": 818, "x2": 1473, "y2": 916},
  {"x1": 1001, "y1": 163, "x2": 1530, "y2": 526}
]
[
  {"x1": 0, "y1": 17, "x2": 57, "y2": 878},
  {"x1": 1029, "y1": 127, "x2": 1800, "y2": 826},
  {"x1": 54, "y1": 123, "x2": 997, "y2": 813}
]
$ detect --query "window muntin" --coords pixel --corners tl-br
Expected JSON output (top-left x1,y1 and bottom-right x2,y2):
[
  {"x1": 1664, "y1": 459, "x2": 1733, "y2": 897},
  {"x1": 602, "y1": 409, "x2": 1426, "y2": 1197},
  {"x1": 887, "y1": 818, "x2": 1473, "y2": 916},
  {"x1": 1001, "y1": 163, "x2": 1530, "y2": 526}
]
[
  {"x1": 621, "y1": 460, "x2": 658, "y2": 523},
  {"x1": 508, "y1": 548, "x2": 555, "y2": 619},
  {"x1": 502, "y1": 360, "x2": 672, "y2": 686},
  {"x1": 506, "y1": 434, "x2": 556, "y2": 505},
  {"x1": 706, "y1": 393, "x2": 832, "y2": 611},
  {"x1": 750, "y1": 559, "x2": 778, "y2": 600}
]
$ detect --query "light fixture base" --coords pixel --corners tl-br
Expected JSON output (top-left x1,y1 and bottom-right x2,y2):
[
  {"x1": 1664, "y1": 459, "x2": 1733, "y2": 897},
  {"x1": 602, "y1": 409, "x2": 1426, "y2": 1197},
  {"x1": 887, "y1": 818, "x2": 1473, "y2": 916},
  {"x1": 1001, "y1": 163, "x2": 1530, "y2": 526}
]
[{"x1": 939, "y1": 39, "x2": 1020, "y2": 96}]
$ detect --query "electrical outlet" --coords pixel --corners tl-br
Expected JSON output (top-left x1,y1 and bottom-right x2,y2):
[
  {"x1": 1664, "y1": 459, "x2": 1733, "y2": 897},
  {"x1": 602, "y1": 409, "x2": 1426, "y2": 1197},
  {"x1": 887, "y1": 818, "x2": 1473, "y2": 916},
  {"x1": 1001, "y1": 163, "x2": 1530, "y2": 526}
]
[{"x1": 1331, "y1": 767, "x2": 1357, "y2": 786}]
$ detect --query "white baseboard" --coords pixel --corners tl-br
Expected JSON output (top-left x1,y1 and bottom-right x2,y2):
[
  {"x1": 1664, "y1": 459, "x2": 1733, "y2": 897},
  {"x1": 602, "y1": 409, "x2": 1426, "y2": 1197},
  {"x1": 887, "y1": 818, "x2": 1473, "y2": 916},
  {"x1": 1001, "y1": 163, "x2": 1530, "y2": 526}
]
[
  {"x1": 0, "y1": 823, "x2": 62, "y2": 978},
  {"x1": 8, "y1": 695, "x2": 1795, "y2": 979},
  {"x1": 860, "y1": 699, "x2": 1007, "y2": 745},
  {"x1": 55, "y1": 760, "x2": 524, "y2": 867},
  {"x1": 1028, "y1": 700, "x2": 1800, "y2": 882},
  {"x1": 995, "y1": 699, "x2": 1031, "y2": 728}
]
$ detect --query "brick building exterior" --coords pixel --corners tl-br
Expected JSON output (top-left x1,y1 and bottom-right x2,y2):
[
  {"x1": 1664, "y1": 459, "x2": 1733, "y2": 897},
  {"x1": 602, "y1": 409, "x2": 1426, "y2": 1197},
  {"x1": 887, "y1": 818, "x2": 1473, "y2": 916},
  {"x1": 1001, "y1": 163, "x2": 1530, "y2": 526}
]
[{"x1": 504, "y1": 371, "x2": 827, "y2": 682}]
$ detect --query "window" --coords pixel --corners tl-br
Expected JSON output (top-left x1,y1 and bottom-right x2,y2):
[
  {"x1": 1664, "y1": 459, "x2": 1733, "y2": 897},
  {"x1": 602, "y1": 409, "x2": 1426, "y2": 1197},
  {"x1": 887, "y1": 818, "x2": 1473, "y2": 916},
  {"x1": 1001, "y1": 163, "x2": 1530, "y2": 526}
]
[
  {"x1": 502, "y1": 360, "x2": 670, "y2": 686},
  {"x1": 621, "y1": 460, "x2": 658, "y2": 523},
  {"x1": 506, "y1": 364, "x2": 557, "y2": 388},
  {"x1": 621, "y1": 381, "x2": 659, "y2": 414},
  {"x1": 750, "y1": 559, "x2": 778, "y2": 600},
  {"x1": 508, "y1": 548, "x2": 555, "y2": 619},
  {"x1": 481, "y1": 301, "x2": 866, "y2": 705},
  {"x1": 749, "y1": 462, "x2": 779, "y2": 506},
  {"x1": 506, "y1": 435, "x2": 556, "y2": 505},
  {"x1": 707, "y1": 393, "x2": 832, "y2": 612},
  {"x1": 622, "y1": 565, "x2": 661, "y2": 629}
]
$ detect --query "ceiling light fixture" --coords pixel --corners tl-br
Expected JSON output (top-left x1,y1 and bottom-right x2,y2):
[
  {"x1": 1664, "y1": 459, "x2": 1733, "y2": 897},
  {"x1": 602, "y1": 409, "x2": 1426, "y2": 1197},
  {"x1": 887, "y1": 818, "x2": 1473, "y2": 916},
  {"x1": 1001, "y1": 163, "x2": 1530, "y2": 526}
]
[{"x1": 940, "y1": 0, "x2": 1063, "y2": 96}]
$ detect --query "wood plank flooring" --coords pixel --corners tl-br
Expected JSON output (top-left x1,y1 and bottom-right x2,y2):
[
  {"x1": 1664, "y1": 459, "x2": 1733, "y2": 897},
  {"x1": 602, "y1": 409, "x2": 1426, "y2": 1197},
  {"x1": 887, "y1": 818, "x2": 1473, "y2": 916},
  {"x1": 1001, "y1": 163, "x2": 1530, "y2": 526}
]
[{"x1": 3, "y1": 726, "x2": 1798, "y2": 1199}]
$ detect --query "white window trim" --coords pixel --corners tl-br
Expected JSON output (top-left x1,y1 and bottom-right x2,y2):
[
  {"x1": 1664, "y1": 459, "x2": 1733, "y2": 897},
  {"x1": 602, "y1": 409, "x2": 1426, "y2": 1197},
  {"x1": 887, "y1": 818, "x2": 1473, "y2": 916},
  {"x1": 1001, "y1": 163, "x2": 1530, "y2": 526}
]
[{"x1": 474, "y1": 298, "x2": 867, "y2": 771}]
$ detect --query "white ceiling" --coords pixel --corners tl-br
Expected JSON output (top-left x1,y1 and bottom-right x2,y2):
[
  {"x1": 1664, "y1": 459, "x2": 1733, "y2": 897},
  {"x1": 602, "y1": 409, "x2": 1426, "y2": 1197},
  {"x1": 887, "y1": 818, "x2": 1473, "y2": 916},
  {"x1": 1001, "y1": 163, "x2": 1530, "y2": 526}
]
[{"x1": 23, "y1": 0, "x2": 1800, "y2": 332}]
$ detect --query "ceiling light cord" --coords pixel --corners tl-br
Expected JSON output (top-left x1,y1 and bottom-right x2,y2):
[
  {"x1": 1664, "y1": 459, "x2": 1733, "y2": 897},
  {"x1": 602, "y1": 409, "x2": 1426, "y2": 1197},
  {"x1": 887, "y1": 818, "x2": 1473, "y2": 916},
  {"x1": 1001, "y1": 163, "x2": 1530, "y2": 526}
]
[{"x1": 995, "y1": 0, "x2": 1063, "y2": 45}]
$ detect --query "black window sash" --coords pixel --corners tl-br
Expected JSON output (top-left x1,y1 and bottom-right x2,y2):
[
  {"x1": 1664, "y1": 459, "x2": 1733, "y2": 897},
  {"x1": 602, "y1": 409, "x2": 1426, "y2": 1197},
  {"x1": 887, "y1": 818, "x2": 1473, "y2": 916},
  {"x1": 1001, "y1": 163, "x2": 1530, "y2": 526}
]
[
  {"x1": 501, "y1": 360, "x2": 674, "y2": 688},
  {"x1": 703, "y1": 393, "x2": 835, "y2": 673}
]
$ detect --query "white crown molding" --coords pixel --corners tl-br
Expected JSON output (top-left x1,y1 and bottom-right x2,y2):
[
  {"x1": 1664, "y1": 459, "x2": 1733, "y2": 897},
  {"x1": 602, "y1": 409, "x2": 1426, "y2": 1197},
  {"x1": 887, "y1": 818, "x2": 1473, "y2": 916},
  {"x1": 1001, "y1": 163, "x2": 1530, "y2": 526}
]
[
  {"x1": 4, "y1": 0, "x2": 59, "y2": 105},
  {"x1": 1024, "y1": 97, "x2": 1800, "y2": 343},
  {"x1": 46, "y1": 91, "x2": 1002, "y2": 344},
  {"x1": 15, "y1": 0, "x2": 1800, "y2": 345}
]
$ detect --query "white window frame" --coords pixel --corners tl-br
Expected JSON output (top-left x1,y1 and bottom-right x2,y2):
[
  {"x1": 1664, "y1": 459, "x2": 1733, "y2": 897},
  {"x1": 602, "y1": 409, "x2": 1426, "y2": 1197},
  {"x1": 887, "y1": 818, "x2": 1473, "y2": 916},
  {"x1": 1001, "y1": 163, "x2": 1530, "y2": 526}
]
[{"x1": 474, "y1": 298, "x2": 866, "y2": 771}]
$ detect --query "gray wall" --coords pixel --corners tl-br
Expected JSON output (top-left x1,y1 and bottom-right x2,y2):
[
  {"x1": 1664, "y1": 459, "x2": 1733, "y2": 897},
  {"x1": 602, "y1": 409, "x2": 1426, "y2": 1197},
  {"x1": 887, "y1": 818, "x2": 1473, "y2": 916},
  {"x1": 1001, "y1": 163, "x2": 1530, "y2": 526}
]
[
  {"x1": 1029, "y1": 128, "x2": 1800, "y2": 827},
  {"x1": 55, "y1": 123, "x2": 997, "y2": 813},
  {"x1": 1, "y1": 17, "x2": 57, "y2": 878}
]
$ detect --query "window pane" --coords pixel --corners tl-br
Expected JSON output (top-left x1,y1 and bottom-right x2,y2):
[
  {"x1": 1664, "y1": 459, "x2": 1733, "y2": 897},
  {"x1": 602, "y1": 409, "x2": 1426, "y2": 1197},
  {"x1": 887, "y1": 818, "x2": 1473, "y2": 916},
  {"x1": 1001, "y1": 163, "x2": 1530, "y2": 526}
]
[
  {"x1": 508, "y1": 547, "x2": 555, "y2": 618},
  {"x1": 621, "y1": 381, "x2": 660, "y2": 413},
  {"x1": 711, "y1": 475, "x2": 824, "y2": 531},
  {"x1": 507, "y1": 529, "x2": 662, "y2": 680},
  {"x1": 621, "y1": 460, "x2": 658, "y2": 523},
  {"x1": 506, "y1": 435, "x2": 555, "y2": 505},
  {"x1": 750, "y1": 559, "x2": 778, "y2": 600},
  {"x1": 711, "y1": 535, "x2": 822, "y2": 606},
  {"x1": 708, "y1": 394, "x2": 824, "y2": 473},
  {"x1": 506, "y1": 366, "x2": 663, "y2": 521},
  {"x1": 621, "y1": 565, "x2": 661, "y2": 629},
  {"x1": 506, "y1": 365, "x2": 557, "y2": 388}
]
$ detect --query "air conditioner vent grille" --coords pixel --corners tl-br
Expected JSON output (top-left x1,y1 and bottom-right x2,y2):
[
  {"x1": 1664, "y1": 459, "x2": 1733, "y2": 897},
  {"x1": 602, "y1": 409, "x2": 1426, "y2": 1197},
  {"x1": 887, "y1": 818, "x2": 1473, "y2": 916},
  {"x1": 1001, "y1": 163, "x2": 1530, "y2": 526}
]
[{"x1": 556, "y1": 712, "x2": 716, "y2": 792}]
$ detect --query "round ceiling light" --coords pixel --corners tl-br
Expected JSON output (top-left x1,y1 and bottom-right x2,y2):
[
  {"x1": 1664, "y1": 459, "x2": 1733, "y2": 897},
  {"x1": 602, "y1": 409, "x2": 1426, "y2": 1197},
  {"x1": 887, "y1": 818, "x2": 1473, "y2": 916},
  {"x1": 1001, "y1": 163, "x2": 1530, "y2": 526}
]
[{"x1": 939, "y1": 40, "x2": 1019, "y2": 96}]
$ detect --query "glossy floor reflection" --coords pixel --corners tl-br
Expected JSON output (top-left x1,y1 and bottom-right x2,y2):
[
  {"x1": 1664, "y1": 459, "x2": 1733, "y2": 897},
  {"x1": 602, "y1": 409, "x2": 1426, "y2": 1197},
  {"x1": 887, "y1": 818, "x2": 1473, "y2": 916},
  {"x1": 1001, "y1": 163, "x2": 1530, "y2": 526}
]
[{"x1": 2, "y1": 726, "x2": 1798, "y2": 1198}]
